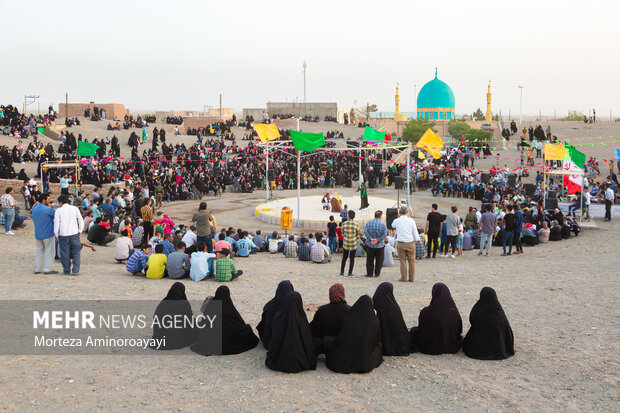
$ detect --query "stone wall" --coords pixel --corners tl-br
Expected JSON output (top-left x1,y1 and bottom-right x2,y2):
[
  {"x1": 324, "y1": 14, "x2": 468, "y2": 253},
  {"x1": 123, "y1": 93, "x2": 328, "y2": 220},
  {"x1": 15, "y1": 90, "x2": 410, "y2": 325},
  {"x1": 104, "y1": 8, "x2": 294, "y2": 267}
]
[
  {"x1": 266, "y1": 102, "x2": 337, "y2": 119},
  {"x1": 242, "y1": 108, "x2": 266, "y2": 121},
  {"x1": 58, "y1": 103, "x2": 130, "y2": 119}
]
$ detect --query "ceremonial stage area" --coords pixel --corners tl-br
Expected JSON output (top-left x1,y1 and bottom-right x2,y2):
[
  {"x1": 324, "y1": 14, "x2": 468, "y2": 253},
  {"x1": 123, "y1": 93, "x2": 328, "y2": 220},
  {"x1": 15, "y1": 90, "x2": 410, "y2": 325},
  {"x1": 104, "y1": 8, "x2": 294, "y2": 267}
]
[{"x1": 255, "y1": 194, "x2": 400, "y2": 230}]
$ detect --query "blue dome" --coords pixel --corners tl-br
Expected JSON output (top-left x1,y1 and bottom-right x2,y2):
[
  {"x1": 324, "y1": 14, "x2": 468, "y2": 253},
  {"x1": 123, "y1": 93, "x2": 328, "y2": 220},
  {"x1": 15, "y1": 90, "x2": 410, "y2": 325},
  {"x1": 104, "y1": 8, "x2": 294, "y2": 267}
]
[{"x1": 417, "y1": 71, "x2": 455, "y2": 108}]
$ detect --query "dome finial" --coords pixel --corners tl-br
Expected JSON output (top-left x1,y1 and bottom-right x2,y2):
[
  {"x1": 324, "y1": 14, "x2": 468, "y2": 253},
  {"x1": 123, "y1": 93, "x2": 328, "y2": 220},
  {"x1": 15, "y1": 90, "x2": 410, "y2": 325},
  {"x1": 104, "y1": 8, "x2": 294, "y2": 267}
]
[{"x1": 435, "y1": 67, "x2": 438, "y2": 78}]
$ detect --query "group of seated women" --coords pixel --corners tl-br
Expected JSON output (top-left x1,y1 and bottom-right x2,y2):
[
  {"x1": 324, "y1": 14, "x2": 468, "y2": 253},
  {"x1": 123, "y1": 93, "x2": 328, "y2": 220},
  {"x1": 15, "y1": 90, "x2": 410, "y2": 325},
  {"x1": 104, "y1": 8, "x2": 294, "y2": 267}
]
[{"x1": 150, "y1": 280, "x2": 515, "y2": 374}]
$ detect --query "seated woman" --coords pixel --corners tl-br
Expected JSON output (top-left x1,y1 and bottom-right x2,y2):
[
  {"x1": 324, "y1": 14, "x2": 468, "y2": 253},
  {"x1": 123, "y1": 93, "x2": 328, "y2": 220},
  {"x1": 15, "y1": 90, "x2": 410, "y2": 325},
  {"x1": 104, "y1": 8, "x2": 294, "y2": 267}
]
[
  {"x1": 521, "y1": 223, "x2": 538, "y2": 246},
  {"x1": 372, "y1": 282, "x2": 410, "y2": 356},
  {"x1": 265, "y1": 291, "x2": 318, "y2": 373},
  {"x1": 410, "y1": 283, "x2": 463, "y2": 355},
  {"x1": 324, "y1": 295, "x2": 383, "y2": 374},
  {"x1": 310, "y1": 283, "x2": 350, "y2": 342},
  {"x1": 191, "y1": 285, "x2": 259, "y2": 355},
  {"x1": 151, "y1": 282, "x2": 196, "y2": 350},
  {"x1": 538, "y1": 221, "x2": 550, "y2": 243},
  {"x1": 257, "y1": 280, "x2": 294, "y2": 349},
  {"x1": 549, "y1": 220, "x2": 563, "y2": 241},
  {"x1": 463, "y1": 287, "x2": 514, "y2": 360}
]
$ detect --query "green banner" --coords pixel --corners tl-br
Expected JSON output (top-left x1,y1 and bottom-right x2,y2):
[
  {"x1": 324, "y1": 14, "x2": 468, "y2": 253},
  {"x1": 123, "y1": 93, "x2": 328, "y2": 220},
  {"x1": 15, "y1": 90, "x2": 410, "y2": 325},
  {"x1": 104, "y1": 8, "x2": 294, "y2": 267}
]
[
  {"x1": 289, "y1": 130, "x2": 325, "y2": 152},
  {"x1": 77, "y1": 141, "x2": 99, "y2": 157}
]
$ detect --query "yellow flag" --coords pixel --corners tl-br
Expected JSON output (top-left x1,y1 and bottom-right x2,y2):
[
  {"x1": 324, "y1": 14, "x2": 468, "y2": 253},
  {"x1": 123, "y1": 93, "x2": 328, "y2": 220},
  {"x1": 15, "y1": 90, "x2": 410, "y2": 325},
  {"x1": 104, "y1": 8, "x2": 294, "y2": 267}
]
[
  {"x1": 254, "y1": 124, "x2": 281, "y2": 143},
  {"x1": 415, "y1": 128, "x2": 444, "y2": 159},
  {"x1": 544, "y1": 144, "x2": 567, "y2": 160},
  {"x1": 418, "y1": 150, "x2": 425, "y2": 160}
]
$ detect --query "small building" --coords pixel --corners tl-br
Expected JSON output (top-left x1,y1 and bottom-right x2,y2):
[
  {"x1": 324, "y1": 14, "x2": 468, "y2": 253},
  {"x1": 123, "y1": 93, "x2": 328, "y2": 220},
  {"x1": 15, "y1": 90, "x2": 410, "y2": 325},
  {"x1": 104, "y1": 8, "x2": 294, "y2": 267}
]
[
  {"x1": 58, "y1": 102, "x2": 129, "y2": 119},
  {"x1": 416, "y1": 69, "x2": 455, "y2": 121}
]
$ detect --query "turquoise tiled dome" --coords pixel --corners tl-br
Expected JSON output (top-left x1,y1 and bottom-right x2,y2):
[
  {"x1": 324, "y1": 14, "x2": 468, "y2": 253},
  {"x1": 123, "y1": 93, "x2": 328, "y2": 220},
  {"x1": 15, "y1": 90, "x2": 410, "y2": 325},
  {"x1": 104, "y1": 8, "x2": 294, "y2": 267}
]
[{"x1": 417, "y1": 70, "x2": 455, "y2": 108}]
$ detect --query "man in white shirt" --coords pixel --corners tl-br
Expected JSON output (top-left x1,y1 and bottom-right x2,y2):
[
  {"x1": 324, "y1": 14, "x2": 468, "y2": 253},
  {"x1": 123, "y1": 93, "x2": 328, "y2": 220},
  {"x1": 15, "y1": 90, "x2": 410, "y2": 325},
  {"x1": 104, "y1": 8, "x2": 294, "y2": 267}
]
[
  {"x1": 114, "y1": 229, "x2": 134, "y2": 262},
  {"x1": 190, "y1": 241, "x2": 217, "y2": 281},
  {"x1": 604, "y1": 184, "x2": 615, "y2": 221},
  {"x1": 583, "y1": 188, "x2": 591, "y2": 221},
  {"x1": 391, "y1": 206, "x2": 422, "y2": 282},
  {"x1": 54, "y1": 195, "x2": 84, "y2": 275},
  {"x1": 181, "y1": 226, "x2": 197, "y2": 249}
]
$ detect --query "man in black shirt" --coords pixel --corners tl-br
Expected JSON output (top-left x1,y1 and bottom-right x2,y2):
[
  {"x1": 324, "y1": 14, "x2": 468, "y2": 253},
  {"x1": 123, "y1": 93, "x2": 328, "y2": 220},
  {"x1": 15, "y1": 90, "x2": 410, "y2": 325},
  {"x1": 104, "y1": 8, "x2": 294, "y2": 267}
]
[
  {"x1": 502, "y1": 205, "x2": 515, "y2": 256},
  {"x1": 425, "y1": 204, "x2": 443, "y2": 258},
  {"x1": 87, "y1": 218, "x2": 116, "y2": 246}
]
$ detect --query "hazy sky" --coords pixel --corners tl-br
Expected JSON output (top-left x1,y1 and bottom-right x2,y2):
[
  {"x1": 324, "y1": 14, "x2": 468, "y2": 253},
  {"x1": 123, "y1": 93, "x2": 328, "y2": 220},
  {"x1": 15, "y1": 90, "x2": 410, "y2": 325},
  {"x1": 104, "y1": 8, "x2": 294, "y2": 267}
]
[{"x1": 2, "y1": 0, "x2": 619, "y2": 117}]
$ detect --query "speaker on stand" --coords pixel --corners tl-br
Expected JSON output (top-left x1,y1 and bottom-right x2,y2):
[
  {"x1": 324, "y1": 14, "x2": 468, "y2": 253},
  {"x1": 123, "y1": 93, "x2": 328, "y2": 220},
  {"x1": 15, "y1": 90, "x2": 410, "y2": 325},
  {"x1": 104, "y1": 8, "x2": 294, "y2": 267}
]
[{"x1": 386, "y1": 208, "x2": 398, "y2": 230}]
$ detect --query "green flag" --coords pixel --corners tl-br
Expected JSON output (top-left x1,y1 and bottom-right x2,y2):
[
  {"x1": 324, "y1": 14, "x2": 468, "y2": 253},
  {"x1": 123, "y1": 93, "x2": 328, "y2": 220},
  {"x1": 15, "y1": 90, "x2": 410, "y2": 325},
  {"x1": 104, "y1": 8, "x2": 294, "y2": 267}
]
[
  {"x1": 289, "y1": 130, "x2": 325, "y2": 152},
  {"x1": 564, "y1": 142, "x2": 585, "y2": 169},
  {"x1": 77, "y1": 140, "x2": 99, "y2": 157},
  {"x1": 362, "y1": 126, "x2": 387, "y2": 141}
]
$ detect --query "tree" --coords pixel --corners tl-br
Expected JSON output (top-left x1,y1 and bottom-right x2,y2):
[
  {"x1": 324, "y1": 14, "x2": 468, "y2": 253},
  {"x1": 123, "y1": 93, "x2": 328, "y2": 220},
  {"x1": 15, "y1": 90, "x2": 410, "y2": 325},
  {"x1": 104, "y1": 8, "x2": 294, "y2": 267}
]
[
  {"x1": 463, "y1": 128, "x2": 492, "y2": 145},
  {"x1": 472, "y1": 108, "x2": 485, "y2": 121},
  {"x1": 560, "y1": 110, "x2": 585, "y2": 121},
  {"x1": 401, "y1": 118, "x2": 437, "y2": 144},
  {"x1": 447, "y1": 120, "x2": 471, "y2": 139}
]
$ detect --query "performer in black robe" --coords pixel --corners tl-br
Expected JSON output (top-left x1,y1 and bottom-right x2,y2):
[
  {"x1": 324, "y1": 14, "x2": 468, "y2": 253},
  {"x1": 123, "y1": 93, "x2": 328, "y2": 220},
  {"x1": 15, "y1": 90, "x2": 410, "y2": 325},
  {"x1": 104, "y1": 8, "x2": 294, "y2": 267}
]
[
  {"x1": 159, "y1": 128, "x2": 166, "y2": 143},
  {"x1": 265, "y1": 291, "x2": 318, "y2": 373},
  {"x1": 150, "y1": 282, "x2": 196, "y2": 350},
  {"x1": 372, "y1": 282, "x2": 410, "y2": 356},
  {"x1": 310, "y1": 283, "x2": 350, "y2": 341},
  {"x1": 257, "y1": 280, "x2": 294, "y2": 349},
  {"x1": 410, "y1": 282, "x2": 462, "y2": 355},
  {"x1": 463, "y1": 287, "x2": 514, "y2": 360},
  {"x1": 324, "y1": 295, "x2": 383, "y2": 374},
  {"x1": 191, "y1": 286, "x2": 258, "y2": 356}
]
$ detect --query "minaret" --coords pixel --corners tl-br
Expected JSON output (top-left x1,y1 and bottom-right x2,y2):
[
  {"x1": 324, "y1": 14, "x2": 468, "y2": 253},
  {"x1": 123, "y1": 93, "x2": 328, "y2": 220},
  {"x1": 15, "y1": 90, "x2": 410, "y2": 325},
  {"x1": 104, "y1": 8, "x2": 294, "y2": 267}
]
[
  {"x1": 395, "y1": 83, "x2": 400, "y2": 114},
  {"x1": 486, "y1": 81, "x2": 492, "y2": 121}
]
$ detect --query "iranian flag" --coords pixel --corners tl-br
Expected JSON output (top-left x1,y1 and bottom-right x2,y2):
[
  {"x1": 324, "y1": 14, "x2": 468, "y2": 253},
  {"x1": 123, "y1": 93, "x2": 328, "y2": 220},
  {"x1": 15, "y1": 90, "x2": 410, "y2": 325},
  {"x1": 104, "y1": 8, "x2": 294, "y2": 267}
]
[{"x1": 563, "y1": 143, "x2": 586, "y2": 194}]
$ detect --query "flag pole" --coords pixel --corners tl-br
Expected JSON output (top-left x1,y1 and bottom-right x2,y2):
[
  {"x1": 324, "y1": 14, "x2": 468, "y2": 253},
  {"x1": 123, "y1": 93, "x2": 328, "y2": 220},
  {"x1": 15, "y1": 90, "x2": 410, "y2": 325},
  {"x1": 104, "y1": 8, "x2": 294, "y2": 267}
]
[
  {"x1": 297, "y1": 151, "x2": 301, "y2": 224},
  {"x1": 296, "y1": 118, "x2": 301, "y2": 225},
  {"x1": 265, "y1": 142, "x2": 269, "y2": 202},
  {"x1": 406, "y1": 144, "x2": 411, "y2": 209}
]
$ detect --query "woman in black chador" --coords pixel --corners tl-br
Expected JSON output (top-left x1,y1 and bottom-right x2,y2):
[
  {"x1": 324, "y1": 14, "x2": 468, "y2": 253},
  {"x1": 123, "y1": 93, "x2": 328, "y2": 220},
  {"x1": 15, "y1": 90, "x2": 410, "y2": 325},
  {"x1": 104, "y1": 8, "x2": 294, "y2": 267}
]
[{"x1": 463, "y1": 287, "x2": 514, "y2": 360}]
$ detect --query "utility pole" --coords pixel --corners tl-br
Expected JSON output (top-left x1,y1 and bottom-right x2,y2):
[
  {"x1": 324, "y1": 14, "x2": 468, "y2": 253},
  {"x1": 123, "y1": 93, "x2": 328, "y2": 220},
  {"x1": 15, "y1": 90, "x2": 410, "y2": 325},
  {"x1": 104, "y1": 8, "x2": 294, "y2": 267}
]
[
  {"x1": 66, "y1": 92, "x2": 69, "y2": 119},
  {"x1": 219, "y1": 94, "x2": 222, "y2": 121},
  {"x1": 518, "y1": 86, "x2": 523, "y2": 123},
  {"x1": 302, "y1": 61, "x2": 307, "y2": 103}
]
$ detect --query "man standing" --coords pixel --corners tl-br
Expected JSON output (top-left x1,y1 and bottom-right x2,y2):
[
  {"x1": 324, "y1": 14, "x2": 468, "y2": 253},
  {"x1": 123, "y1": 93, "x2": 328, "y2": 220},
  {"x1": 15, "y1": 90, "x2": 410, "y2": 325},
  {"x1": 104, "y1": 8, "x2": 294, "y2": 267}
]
[
  {"x1": 141, "y1": 198, "x2": 154, "y2": 241},
  {"x1": 31, "y1": 193, "x2": 58, "y2": 274},
  {"x1": 1, "y1": 187, "x2": 16, "y2": 235},
  {"x1": 424, "y1": 203, "x2": 442, "y2": 258},
  {"x1": 583, "y1": 188, "x2": 591, "y2": 221},
  {"x1": 340, "y1": 204, "x2": 349, "y2": 223},
  {"x1": 442, "y1": 206, "x2": 459, "y2": 258},
  {"x1": 391, "y1": 207, "x2": 422, "y2": 282},
  {"x1": 54, "y1": 194, "x2": 84, "y2": 275},
  {"x1": 604, "y1": 184, "x2": 615, "y2": 221},
  {"x1": 192, "y1": 202, "x2": 215, "y2": 252},
  {"x1": 478, "y1": 204, "x2": 497, "y2": 256},
  {"x1": 364, "y1": 210, "x2": 387, "y2": 277},
  {"x1": 340, "y1": 210, "x2": 361, "y2": 277},
  {"x1": 60, "y1": 174, "x2": 71, "y2": 195},
  {"x1": 513, "y1": 203, "x2": 524, "y2": 254}
]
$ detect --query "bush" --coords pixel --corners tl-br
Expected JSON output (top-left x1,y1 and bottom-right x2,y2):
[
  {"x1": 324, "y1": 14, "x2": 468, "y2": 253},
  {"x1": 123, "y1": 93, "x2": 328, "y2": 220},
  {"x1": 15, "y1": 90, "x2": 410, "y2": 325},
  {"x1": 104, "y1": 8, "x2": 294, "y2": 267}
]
[
  {"x1": 448, "y1": 120, "x2": 471, "y2": 139},
  {"x1": 463, "y1": 128, "x2": 492, "y2": 144},
  {"x1": 560, "y1": 110, "x2": 585, "y2": 121},
  {"x1": 401, "y1": 118, "x2": 437, "y2": 144}
]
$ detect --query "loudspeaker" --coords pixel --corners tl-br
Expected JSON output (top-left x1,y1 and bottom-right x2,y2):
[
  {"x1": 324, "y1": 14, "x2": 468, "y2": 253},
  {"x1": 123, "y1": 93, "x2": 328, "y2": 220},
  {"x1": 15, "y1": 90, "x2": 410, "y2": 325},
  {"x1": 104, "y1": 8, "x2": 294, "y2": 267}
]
[
  {"x1": 548, "y1": 190, "x2": 557, "y2": 199},
  {"x1": 524, "y1": 183, "x2": 536, "y2": 197},
  {"x1": 481, "y1": 173, "x2": 490, "y2": 184},
  {"x1": 544, "y1": 198, "x2": 558, "y2": 210},
  {"x1": 268, "y1": 170, "x2": 275, "y2": 181},
  {"x1": 394, "y1": 176, "x2": 404, "y2": 190},
  {"x1": 386, "y1": 208, "x2": 398, "y2": 230}
]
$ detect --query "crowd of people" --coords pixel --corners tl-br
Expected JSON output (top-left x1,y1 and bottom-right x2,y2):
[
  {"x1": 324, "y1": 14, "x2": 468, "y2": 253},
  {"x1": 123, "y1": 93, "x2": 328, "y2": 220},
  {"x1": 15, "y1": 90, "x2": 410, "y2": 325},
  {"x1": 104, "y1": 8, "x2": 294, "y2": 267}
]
[{"x1": 145, "y1": 279, "x2": 514, "y2": 374}]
